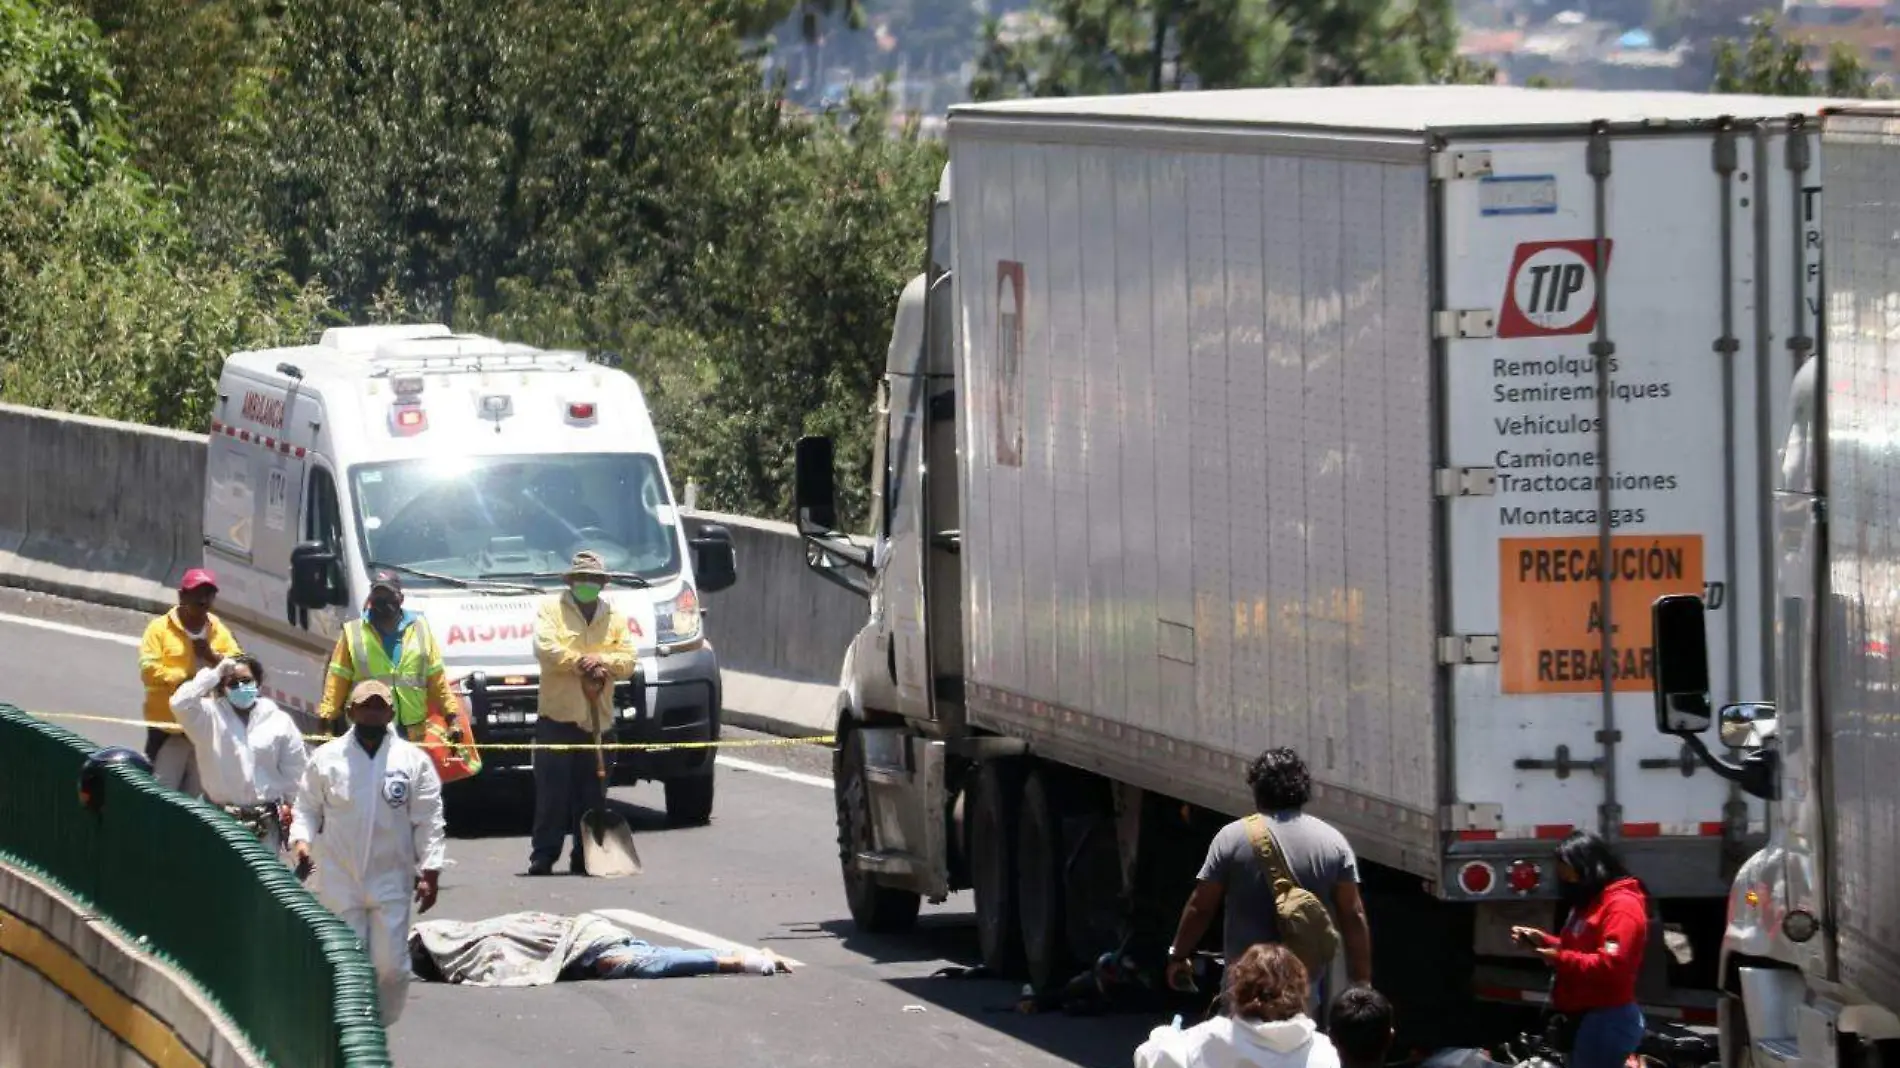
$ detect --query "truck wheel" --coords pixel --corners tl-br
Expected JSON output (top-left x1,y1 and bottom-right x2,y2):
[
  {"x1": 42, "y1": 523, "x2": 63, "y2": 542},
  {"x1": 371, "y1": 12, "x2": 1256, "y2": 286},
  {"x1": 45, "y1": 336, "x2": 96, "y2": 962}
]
[
  {"x1": 834, "y1": 727, "x2": 922, "y2": 932},
  {"x1": 663, "y1": 774, "x2": 715, "y2": 826},
  {"x1": 970, "y1": 759, "x2": 1025, "y2": 975},
  {"x1": 1017, "y1": 769, "x2": 1074, "y2": 992}
]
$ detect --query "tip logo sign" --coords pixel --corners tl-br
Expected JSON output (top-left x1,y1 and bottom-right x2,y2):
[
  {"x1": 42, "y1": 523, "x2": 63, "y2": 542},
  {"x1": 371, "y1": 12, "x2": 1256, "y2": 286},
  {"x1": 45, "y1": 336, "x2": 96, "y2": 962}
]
[{"x1": 1498, "y1": 239, "x2": 1612, "y2": 339}]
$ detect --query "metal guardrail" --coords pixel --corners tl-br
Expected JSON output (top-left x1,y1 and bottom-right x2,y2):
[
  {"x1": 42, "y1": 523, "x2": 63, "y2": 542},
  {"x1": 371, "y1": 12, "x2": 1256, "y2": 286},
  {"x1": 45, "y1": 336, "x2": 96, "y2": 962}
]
[{"x1": 0, "y1": 705, "x2": 392, "y2": 1068}]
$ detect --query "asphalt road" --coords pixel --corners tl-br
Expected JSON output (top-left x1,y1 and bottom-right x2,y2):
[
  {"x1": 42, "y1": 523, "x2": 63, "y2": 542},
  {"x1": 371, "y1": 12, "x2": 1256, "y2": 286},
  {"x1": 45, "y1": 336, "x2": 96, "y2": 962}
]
[{"x1": 0, "y1": 588, "x2": 1157, "y2": 1068}]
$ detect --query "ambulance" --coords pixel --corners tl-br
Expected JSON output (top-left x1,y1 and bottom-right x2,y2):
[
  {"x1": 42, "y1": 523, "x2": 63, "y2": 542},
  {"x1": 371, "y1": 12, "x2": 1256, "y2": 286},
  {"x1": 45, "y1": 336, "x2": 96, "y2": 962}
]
[{"x1": 200, "y1": 324, "x2": 737, "y2": 825}]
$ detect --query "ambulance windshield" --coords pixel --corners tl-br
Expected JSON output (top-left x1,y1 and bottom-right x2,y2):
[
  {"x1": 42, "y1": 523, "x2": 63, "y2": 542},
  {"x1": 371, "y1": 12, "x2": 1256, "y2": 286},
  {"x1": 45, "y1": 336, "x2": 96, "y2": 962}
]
[{"x1": 350, "y1": 452, "x2": 682, "y2": 587}]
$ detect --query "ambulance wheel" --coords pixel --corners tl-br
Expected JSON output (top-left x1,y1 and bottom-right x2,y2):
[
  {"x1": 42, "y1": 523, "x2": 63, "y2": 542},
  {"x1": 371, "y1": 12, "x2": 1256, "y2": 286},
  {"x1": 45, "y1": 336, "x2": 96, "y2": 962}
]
[
  {"x1": 1017, "y1": 768, "x2": 1074, "y2": 992},
  {"x1": 970, "y1": 758, "x2": 1024, "y2": 975},
  {"x1": 664, "y1": 774, "x2": 715, "y2": 826},
  {"x1": 835, "y1": 726, "x2": 922, "y2": 932}
]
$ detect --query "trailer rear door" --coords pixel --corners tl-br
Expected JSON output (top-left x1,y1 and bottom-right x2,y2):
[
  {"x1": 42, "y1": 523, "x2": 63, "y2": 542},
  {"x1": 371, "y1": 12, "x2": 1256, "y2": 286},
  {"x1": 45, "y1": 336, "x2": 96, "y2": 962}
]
[{"x1": 1436, "y1": 124, "x2": 1802, "y2": 892}]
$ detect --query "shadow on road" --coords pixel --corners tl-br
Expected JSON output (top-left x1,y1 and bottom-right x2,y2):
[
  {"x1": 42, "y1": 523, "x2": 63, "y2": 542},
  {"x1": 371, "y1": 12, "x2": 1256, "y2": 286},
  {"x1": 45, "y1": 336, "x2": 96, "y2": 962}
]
[
  {"x1": 444, "y1": 779, "x2": 668, "y2": 840},
  {"x1": 765, "y1": 917, "x2": 1165, "y2": 1067}
]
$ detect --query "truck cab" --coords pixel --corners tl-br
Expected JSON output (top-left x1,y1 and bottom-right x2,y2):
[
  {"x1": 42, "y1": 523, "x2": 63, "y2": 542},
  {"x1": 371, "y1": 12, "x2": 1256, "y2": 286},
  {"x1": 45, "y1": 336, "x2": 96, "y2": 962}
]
[
  {"x1": 1653, "y1": 111, "x2": 1900, "y2": 1067},
  {"x1": 202, "y1": 325, "x2": 738, "y2": 825}
]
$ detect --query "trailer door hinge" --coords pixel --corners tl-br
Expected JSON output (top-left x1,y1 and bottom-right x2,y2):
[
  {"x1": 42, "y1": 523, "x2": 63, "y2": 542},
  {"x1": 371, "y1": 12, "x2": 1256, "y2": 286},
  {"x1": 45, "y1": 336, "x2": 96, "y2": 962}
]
[
  {"x1": 1439, "y1": 634, "x2": 1501, "y2": 666},
  {"x1": 1434, "y1": 309, "x2": 1498, "y2": 340},
  {"x1": 1432, "y1": 150, "x2": 1494, "y2": 181},
  {"x1": 1435, "y1": 467, "x2": 1497, "y2": 498}
]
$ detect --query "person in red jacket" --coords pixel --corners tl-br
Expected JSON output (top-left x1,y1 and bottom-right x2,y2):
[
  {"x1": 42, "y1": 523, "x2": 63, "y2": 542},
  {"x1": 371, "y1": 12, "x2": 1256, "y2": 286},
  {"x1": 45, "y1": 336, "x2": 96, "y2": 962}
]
[{"x1": 1512, "y1": 830, "x2": 1650, "y2": 1068}]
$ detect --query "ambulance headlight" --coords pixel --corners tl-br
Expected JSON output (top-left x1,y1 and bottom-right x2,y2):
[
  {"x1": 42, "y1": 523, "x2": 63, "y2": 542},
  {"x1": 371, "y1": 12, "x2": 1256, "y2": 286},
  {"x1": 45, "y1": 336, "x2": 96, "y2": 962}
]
[{"x1": 655, "y1": 585, "x2": 702, "y2": 645}]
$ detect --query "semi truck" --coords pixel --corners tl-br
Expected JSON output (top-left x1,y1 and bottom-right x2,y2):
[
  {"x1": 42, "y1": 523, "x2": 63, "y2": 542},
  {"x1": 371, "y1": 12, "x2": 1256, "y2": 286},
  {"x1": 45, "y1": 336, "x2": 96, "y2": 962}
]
[
  {"x1": 791, "y1": 86, "x2": 1838, "y2": 1042},
  {"x1": 1649, "y1": 105, "x2": 1900, "y2": 1068}
]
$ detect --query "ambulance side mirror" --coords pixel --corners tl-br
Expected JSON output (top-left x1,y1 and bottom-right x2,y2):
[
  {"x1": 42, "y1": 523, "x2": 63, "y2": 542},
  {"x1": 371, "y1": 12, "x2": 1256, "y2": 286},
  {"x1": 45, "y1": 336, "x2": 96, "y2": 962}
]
[
  {"x1": 290, "y1": 541, "x2": 345, "y2": 610},
  {"x1": 690, "y1": 525, "x2": 738, "y2": 594}
]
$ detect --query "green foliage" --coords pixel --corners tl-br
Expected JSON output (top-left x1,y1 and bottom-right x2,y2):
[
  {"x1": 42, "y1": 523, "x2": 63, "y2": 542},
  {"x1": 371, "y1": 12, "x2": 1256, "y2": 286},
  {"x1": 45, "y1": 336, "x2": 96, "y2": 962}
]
[
  {"x1": 234, "y1": 0, "x2": 937, "y2": 524},
  {"x1": 1712, "y1": 13, "x2": 1884, "y2": 98},
  {"x1": 969, "y1": 0, "x2": 1481, "y2": 99},
  {"x1": 0, "y1": 0, "x2": 323, "y2": 430}
]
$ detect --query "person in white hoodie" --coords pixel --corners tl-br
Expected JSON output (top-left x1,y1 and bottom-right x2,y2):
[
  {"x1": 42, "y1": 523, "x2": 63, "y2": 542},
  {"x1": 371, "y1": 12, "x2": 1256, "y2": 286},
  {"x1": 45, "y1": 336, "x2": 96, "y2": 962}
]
[{"x1": 1137, "y1": 944, "x2": 1342, "y2": 1068}]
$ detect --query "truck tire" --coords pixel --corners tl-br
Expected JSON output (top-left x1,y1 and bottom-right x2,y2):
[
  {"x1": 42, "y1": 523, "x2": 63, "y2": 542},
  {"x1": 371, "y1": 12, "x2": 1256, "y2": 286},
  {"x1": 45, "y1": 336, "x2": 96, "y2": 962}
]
[
  {"x1": 1017, "y1": 769, "x2": 1074, "y2": 992},
  {"x1": 664, "y1": 774, "x2": 716, "y2": 826},
  {"x1": 833, "y1": 727, "x2": 922, "y2": 932},
  {"x1": 971, "y1": 759, "x2": 1025, "y2": 975}
]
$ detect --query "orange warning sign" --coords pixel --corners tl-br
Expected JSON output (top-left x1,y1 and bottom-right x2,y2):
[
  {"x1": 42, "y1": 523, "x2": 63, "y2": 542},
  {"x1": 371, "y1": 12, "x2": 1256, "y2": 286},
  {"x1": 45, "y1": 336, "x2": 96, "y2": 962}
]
[{"x1": 1499, "y1": 535, "x2": 1704, "y2": 695}]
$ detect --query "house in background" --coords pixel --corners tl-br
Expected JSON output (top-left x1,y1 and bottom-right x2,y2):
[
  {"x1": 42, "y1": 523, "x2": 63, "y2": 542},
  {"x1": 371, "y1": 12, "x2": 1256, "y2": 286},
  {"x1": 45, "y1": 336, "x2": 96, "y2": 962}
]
[{"x1": 1777, "y1": 0, "x2": 1900, "y2": 82}]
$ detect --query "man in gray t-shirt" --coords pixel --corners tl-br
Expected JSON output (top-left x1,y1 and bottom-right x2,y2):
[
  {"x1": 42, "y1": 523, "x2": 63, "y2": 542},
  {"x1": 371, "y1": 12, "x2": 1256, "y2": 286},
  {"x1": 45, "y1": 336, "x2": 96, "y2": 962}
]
[{"x1": 1165, "y1": 747, "x2": 1374, "y2": 1001}]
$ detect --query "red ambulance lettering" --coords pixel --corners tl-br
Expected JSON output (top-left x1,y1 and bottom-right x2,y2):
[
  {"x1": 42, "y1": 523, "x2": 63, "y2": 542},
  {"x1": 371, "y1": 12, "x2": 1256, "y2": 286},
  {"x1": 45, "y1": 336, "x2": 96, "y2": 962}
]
[
  {"x1": 241, "y1": 391, "x2": 286, "y2": 429},
  {"x1": 445, "y1": 622, "x2": 536, "y2": 645}
]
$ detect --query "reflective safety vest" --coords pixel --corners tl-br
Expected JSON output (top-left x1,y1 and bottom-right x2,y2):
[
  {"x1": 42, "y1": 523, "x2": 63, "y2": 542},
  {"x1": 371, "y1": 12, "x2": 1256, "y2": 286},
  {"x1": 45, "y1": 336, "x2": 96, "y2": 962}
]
[{"x1": 340, "y1": 617, "x2": 441, "y2": 731}]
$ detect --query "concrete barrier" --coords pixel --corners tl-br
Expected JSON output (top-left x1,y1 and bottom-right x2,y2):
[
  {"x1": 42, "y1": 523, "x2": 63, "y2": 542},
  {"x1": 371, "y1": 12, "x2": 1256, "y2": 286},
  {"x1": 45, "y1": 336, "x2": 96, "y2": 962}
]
[
  {"x1": 0, "y1": 404, "x2": 208, "y2": 614},
  {"x1": 0, "y1": 404, "x2": 863, "y2": 732},
  {"x1": 0, "y1": 863, "x2": 267, "y2": 1067}
]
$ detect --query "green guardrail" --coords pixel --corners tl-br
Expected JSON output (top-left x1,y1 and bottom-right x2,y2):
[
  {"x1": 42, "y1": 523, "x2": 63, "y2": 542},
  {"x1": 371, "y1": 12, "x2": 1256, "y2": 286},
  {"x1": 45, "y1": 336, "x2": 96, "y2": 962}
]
[{"x1": 0, "y1": 704, "x2": 392, "y2": 1067}]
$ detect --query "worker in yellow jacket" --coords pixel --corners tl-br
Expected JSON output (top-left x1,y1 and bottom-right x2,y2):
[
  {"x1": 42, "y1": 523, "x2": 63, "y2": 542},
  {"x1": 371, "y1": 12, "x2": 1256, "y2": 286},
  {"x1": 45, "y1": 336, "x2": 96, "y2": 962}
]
[
  {"x1": 138, "y1": 568, "x2": 243, "y2": 794},
  {"x1": 527, "y1": 551, "x2": 638, "y2": 875},
  {"x1": 317, "y1": 569, "x2": 459, "y2": 744}
]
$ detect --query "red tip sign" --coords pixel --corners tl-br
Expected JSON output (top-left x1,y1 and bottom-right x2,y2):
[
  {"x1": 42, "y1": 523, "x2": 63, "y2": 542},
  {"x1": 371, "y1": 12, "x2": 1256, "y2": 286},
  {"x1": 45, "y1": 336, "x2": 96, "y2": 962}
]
[{"x1": 1498, "y1": 239, "x2": 1612, "y2": 339}]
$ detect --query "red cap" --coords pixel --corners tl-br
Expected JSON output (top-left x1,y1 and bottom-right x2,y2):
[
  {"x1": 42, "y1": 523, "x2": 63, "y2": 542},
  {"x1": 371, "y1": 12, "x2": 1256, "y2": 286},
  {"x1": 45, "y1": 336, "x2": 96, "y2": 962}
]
[{"x1": 180, "y1": 568, "x2": 219, "y2": 593}]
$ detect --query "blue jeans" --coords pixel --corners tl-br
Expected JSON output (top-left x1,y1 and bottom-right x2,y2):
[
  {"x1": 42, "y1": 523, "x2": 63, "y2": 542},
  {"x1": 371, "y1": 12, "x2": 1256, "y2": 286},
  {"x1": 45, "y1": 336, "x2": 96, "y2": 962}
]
[
  {"x1": 572, "y1": 939, "x2": 721, "y2": 980},
  {"x1": 1569, "y1": 1003, "x2": 1646, "y2": 1068}
]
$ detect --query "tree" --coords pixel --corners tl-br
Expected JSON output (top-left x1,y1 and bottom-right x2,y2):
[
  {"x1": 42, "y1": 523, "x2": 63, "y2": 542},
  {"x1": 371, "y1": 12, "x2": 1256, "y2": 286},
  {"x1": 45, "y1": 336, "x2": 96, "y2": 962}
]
[
  {"x1": 968, "y1": 0, "x2": 1480, "y2": 100},
  {"x1": 0, "y1": 0, "x2": 325, "y2": 429},
  {"x1": 1712, "y1": 13, "x2": 1882, "y2": 98},
  {"x1": 241, "y1": 0, "x2": 938, "y2": 524}
]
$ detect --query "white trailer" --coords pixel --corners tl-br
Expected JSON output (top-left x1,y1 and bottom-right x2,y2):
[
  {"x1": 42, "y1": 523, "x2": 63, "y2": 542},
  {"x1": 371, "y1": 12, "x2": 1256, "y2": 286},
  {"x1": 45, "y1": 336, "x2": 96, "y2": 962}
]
[
  {"x1": 1652, "y1": 104, "x2": 1900, "y2": 1068},
  {"x1": 794, "y1": 86, "x2": 1840, "y2": 1045}
]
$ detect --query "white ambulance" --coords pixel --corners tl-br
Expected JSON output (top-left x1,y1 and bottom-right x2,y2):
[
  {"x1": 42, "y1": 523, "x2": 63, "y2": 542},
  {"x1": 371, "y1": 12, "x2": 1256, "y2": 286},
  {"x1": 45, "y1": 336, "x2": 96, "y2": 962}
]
[{"x1": 200, "y1": 324, "x2": 737, "y2": 824}]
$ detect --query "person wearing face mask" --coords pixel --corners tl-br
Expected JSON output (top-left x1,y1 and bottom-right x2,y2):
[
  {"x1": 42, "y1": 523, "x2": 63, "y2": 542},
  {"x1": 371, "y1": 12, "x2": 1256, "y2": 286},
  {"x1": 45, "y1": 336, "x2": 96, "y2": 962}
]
[
  {"x1": 291, "y1": 680, "x2": 446, "y2": 1027},
  {"x1": 318, "y1": 569, "x2": 460, "y2": 746},
  {"x1": 169, "y1": 654, "x2": 308, "y2": 853},
  {"x1": 138, "y1": 568, "x2": 244, "y2": 794},
  {"x1": 526, "y1": 550, "x2": 638, "y2": 876},
  {"x1": 1511, "y1": 830, "x2": 1653, "y2": 1068}
]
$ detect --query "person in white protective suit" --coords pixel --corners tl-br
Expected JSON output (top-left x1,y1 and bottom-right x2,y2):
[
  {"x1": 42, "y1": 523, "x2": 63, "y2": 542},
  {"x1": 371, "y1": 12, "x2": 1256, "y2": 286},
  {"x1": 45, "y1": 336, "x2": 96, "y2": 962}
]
[{"x1": 290, "y1": 679, "x2": 446, "y2": 1026}]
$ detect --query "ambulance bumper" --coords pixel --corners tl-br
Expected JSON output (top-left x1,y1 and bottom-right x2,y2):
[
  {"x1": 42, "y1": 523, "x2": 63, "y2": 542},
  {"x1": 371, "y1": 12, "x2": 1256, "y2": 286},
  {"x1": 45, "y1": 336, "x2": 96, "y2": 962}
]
[{"x1": 458, "y1": 646, "x2": 722, "y2": 783}]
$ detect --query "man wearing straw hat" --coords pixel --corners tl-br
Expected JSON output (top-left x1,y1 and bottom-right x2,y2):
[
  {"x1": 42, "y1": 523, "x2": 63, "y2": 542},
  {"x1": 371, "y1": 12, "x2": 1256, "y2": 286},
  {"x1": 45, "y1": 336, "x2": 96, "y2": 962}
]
[{"x1": 526, "y1": 550, "x2": 639, "y2": 876}]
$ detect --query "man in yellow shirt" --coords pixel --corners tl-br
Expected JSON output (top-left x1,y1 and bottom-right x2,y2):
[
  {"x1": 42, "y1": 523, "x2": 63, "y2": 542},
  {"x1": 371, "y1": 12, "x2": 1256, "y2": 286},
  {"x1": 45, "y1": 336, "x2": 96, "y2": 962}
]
[
  {"x1": 528, "y1": 551, "x2": 638, "y2": 876},
  {"x1": 138, "y1": 568, "x2": 243, "y2": 793}
]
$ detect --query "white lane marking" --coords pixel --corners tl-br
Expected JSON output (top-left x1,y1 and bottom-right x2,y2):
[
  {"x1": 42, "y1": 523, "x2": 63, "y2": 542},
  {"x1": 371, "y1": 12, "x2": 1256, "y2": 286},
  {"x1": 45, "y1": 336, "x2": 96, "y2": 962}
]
[
  {"x1": 590, "y1": 907, "x2": 804, "y2": 968},
  {"x1": 0, "y1": 607, "x2": 839, "y2": 789},
  {"x1": 0, "y1": 611, "x2": 140, "y2": 648},
  {"x1": 714, "y1": 755, "x2": 831, "y2": 790}
]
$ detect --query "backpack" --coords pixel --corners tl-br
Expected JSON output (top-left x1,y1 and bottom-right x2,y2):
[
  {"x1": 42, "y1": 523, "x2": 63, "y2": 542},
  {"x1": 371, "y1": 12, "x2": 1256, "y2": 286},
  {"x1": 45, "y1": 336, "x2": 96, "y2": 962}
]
[{"x1": 1243, "y1": 813, "x2": 1340, "y2": 978}]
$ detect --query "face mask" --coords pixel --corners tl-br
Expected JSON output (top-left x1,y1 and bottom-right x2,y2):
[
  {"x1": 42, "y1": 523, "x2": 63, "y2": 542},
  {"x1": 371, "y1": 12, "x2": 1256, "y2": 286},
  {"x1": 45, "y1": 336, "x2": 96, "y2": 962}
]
[
  {"x1": 370, "y1": 600, "x2": 401, "y2": 621},
  {"x1": 571, "y1": 583, "x2": 603, "y2": 604},
  {"x1": 354, "y1": 722, "x2": 389, "y2": 747},
  {"x1": 227, "y1": 683, "x2": 259, "y2": 710}
]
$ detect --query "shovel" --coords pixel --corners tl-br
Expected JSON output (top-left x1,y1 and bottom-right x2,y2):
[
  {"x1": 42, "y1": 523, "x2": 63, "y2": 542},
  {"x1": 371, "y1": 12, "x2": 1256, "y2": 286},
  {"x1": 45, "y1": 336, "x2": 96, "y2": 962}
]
[{"x1": 578, "y1": 686, "x2": 641, "y2": 878}]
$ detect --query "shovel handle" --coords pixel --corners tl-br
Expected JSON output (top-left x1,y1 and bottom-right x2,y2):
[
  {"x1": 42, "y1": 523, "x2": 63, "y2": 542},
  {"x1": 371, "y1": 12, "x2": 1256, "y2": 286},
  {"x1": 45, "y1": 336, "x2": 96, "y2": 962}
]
[{"x1": 588, "y1": 691, "x2": 609, "y2": 783}]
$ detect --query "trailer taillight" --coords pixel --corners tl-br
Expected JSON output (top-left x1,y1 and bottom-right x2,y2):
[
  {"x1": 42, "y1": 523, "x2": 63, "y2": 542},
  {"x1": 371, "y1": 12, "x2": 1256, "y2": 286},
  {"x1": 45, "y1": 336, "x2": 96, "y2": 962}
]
[
  {"x1": 1507, "y1": 859, "x2": 1542, "y2": 895},
  {"x1": 1458, "y1": 861, "x2": 1496, "y2": 896}
]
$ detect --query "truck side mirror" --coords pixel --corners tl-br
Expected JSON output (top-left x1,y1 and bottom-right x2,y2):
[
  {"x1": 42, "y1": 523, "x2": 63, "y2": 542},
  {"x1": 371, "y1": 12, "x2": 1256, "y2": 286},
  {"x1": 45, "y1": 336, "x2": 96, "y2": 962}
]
[
  {"x1": 1719, "y1": 703, "x2": 1776, "y2": 749},
  {"x1": 1652, "y1": 593, "x2": 1713, "y2": 735},
  {"x1": 689, "y1": 524, "x2": 738, "y2": 594},
  {"x1": 794, "y1": 436, "x2": 841, "y2": 534},
  {"x1": 290, "y1": 541, "x2": 342, "y2": 610}
]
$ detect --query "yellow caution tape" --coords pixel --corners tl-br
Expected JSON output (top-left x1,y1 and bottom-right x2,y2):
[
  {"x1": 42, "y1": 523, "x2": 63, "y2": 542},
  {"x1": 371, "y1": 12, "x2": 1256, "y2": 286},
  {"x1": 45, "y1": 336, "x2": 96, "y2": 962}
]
[{"x1": 25, "y1": 710, "x2": 835, "y2": 752}]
